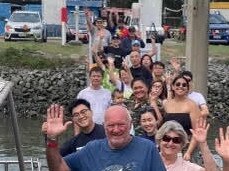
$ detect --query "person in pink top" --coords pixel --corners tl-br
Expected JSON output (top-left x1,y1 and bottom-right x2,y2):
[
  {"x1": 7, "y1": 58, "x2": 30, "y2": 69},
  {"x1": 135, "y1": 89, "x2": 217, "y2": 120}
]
[{"x1": 156, "y1": 118, "x2": 218, "y2": 171}]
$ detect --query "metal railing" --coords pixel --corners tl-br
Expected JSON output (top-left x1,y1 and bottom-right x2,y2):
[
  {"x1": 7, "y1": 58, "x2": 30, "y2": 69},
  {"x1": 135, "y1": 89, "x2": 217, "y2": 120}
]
[
  {"x1": 0, "y1": 79, "x2": 25, "y2": 170},
  {"x1": 0, "y1": 158, "x2": 43, "y2": 171}
]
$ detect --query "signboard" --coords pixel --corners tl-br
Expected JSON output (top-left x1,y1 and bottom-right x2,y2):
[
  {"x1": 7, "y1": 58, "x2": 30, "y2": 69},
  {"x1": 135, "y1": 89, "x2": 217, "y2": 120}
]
[{"x1": 66, "y1": 0, "x2": 102, "y2": 7}]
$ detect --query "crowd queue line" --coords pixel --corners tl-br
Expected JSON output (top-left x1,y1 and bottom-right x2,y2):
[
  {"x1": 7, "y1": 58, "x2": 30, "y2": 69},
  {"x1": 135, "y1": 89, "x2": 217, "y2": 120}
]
[{"x1": 41, "y1": 8, "x2": 229, "y2": 171}]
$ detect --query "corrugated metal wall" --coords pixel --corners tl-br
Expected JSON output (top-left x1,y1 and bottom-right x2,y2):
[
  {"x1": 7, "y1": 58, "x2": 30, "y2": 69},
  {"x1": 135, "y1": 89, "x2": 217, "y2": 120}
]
[
  {"x1": 42, "y1": 0, "x2": 63, "y2": 37},
  {"x1": 0, "y1": 3, "x2": 11, "y2": 35}
]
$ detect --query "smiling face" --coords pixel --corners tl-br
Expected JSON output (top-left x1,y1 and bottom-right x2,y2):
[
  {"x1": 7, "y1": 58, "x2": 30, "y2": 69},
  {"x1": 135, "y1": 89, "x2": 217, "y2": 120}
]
[
  {"x1": 132, "y1": 80, "x2": 148, "y2": 101},
  {"x1": 172, "y1": 77, "x2": 189, "y2": 97},
  {"x1": 140, "y1": 112, "x2": 157, "y2": 136},
  {"x1": 120, "y1": 69, "x2": 130, "y2": 84},
  {"x1": 96, "y1": 20, "x2": 104, "y2": 29},
  {"x1": 141, "y1": 55, "x2": 152, "y2": 69},
  {"x1": 159, "y1": 131, "x2": 182, "y2": 157},
  {"x1": 104, "y1": 106, "x2": 132, "y2": 149},
  {"x1": 150, "y1": 81, "x2": 163, "y2": 97},
  {"x1": 72, "y1": 104, "x2": 93, "y2": 130}
]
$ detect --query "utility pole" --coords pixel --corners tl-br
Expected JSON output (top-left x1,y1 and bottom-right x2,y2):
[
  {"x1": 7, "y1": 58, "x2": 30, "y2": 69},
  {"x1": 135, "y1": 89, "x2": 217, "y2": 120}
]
[{"x1": 185, "y1": 0, "x2": 209, "y2": 97}]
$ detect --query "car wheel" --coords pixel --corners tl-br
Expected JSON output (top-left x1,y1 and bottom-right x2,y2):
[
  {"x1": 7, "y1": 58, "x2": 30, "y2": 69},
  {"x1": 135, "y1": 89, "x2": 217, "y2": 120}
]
[
  {"x1": 42, "y1": 36, "x2": 47, "y2": 42},
  {"x1": 4, "y1": 37, "x2": 10, "y2": 42}
]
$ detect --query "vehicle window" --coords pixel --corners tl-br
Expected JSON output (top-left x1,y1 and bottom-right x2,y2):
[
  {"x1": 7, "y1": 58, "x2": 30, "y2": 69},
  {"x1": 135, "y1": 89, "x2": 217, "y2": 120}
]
[
  {"x1": 10, "y1": 13, "x2": 40, "y2": 23},
  {"x1": 67, "y1": 12, "x2": 75, "y2": 26},
  {"x1": 210, "y1": 14, "x2": 228, "y2": 24},
  {"x1": 67, "y1": 12, "x2": 87, "y2": 30}
]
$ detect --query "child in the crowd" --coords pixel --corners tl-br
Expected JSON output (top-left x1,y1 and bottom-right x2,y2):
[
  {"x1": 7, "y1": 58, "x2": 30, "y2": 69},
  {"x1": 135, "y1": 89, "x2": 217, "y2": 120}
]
[{"x1": 111, "y1": 89, "x2": 125, "y2": 106}]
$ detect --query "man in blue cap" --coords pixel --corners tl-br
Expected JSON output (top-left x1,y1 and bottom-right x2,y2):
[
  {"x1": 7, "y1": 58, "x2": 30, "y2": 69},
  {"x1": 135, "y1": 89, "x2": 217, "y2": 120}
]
[{"x1": 120, "y1": 26, "x2": 145, "y2": 55}]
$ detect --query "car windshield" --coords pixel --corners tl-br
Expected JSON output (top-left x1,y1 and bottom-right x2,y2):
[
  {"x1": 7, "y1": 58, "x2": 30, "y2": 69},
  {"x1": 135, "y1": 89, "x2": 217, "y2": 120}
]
[
  {"x1": 67, "y1": 12, "x2": 87, "y2": 30},
  {"x1": 210, "y1": 14, "x2": 228, "y2": 24},
  {"x1": 10, "y1": 13, "x2": 40, "y2": 23}
]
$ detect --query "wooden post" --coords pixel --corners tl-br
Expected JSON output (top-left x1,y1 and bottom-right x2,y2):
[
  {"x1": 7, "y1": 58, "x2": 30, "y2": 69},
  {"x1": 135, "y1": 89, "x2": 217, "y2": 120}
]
[{"x1": 185, "y1": 0, "x2": 209, "y2": 97}]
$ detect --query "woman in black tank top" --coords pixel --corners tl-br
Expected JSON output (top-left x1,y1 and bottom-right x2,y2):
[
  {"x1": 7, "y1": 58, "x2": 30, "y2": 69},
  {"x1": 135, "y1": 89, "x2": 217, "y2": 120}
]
[{"x1": 163, "y1": 75, "x2": 202, "y2": 161}]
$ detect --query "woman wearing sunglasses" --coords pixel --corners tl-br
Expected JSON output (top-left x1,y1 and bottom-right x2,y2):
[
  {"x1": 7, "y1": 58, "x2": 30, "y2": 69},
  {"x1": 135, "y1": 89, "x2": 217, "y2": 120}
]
[
  {"x1": 163, "y1": 75, "x2": 202, "y2": 161},
  {"x1": 156, "y1": 120, "x2": 218, "y2": 171}
]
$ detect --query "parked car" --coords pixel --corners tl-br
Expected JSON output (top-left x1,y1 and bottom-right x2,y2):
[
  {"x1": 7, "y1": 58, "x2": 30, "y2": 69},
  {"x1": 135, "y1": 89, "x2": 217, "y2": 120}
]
[
  {"x1": 209, "y1": 13, "x2": 229, "y2": 44},
  {"x1": 66, "y1": 11, "x2": 89, "y2": 43},
  {"x1": 4, "y1": 10, "x2": 47, "y2": 42}
]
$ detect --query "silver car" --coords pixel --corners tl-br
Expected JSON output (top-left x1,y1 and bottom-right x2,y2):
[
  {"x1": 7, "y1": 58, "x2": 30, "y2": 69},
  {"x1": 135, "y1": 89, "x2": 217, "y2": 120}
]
[{"x1": 4, "y1": 11, "x2": 47, "y2": 42}]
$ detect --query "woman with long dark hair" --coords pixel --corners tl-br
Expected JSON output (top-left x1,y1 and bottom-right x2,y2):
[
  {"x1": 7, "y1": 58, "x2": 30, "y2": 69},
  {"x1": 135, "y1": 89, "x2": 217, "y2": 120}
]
[{"x1": 163, "y1": 75, "x2": 202, "y2": 160}]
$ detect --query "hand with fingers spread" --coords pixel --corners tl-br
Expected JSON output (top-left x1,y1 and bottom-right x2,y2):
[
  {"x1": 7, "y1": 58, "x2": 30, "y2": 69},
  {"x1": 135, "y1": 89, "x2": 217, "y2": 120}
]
[
  {"x1": 46, "y1": 104, "x2": 72, "y2": 139},
  {"x1": 215, "y1": 126, "x2": 229, "y2": 165},
  {"x1": 170, "y1": 57, "x2": 181, "y2": 72},
  {"x1": 190, "y1": 117, "x2": 210, "y2": 143}
]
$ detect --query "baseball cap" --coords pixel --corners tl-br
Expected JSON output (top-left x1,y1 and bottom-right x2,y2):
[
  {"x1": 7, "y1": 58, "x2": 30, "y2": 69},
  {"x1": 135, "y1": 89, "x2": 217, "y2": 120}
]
[
  {"x1": 112, "y1": 34, "x2": 120, "y2": 39},
  {"x1": 132, "y1": 40, "x2": 140, "y2": 46},
  {"x1": 95, "y1": 17, "x2": 103, "y2": 22}
]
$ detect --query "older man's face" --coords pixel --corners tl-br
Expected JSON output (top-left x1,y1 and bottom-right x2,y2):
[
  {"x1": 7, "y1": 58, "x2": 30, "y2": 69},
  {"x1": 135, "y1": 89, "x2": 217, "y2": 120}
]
[
  {"x1": 130, "y1": 51, "x2": 141, "y2": 67},
  {"x1": 104, "y1": 106, "x2": 132, "y2": 149}
]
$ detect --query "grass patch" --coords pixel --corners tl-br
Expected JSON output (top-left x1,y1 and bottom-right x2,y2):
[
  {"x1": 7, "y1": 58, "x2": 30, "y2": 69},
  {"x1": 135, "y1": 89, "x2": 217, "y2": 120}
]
[
  {"x1": 1, "y1": 39, "x2": 229, "y2": 69},
  {"x1": 161, "y1": 40, "x2": 229, "y2": 62},
  {"x1": 0, "y1": 41, "x2": 87, "y2": 69}
]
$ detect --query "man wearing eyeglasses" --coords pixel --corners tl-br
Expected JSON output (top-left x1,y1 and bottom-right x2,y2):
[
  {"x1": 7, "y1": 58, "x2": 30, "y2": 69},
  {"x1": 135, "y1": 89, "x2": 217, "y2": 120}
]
[
  {"x1": 60, "y1": 99, "x2": 106, "y2": 157},
  {"x1": 42, "y1": 99, "x2": 106, "y2": 157},
  {"x1": 45, "y1": 105, "x2": 166, "y2": 171}
]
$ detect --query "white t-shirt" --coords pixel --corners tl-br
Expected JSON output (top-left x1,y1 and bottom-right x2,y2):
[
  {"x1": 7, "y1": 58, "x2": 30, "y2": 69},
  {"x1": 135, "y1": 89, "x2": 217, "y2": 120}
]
[
  {"x1": 77, "y1": 87, "x2": 111, "y2": 124},
  {"x1": 188, "y1": 91, "x2": 207, "y2": 106}
]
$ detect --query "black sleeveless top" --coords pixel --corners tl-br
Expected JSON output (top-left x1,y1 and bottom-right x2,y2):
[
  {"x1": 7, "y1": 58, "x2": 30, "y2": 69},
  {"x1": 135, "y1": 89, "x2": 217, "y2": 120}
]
[{"x1": 163, "y1": 113, "x2": 192, "y2": 135}]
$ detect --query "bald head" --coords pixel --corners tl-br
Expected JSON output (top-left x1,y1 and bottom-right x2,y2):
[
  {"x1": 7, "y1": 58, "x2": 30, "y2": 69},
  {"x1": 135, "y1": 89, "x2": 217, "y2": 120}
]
[
  {"x1": 104, "y1": 105, "x2": 133, "y2": 149},
  {"x1": 104, "y1": 105, "x2": 131, "y2": 123}
]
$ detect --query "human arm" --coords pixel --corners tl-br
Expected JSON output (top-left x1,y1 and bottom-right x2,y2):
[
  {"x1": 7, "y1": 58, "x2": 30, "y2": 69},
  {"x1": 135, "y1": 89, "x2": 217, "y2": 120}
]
[
  {"x1": 215, "y1": 126, "x2": 229, "y2": 171},
  {"x1": 45, "y1": 104, "x2": 72, "y2": 171},
  {"x1": 107, "y1": 11, "x2": 115, "y2": 29},
  {"x1": 147, "y1": 37, "x2": 157, "y2": 58},
  {"x1": 190, "y1": 117, "x2": 218, "y2": 171},
  {"x1": 149, "y1": 92, "x2": 163, "y2": 125},
  {"x1": 84, "y1": 8, "x2": 94, "y2": 33},
  {"x1": 97, "y1": 31, "x2": 105, "y2": 52},
  {"x1": 94, "y1": 52, "x2": 105, "y2": 70},
  {"x1": 200, "y1": 104, "x2": 209, "y2": 117},
  {"x1": 183, "y1": 102, "x2": 202, "y2": 160},
  {"x1": 169, "y1": 57, "x2": 181, "y2": 77},
  {"x1": 108, "y1": 57, "x2": 117, "y2": 85}
]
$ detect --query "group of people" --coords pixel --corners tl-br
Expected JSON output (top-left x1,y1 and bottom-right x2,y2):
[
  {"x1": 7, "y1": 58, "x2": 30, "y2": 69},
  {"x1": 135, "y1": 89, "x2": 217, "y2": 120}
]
[{"x1": 42, "y1": 8, "x2": 229, "y2": 171}]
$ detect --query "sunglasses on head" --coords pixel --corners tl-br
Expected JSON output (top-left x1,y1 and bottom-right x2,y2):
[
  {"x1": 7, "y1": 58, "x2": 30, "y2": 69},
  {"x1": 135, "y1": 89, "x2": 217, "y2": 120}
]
[
  {"x1": 175, "y1": 82, "x2": 187, "y2": 88},
  {"x1": 162, "y1": 135, "x2": 182, "y2": 144}
]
